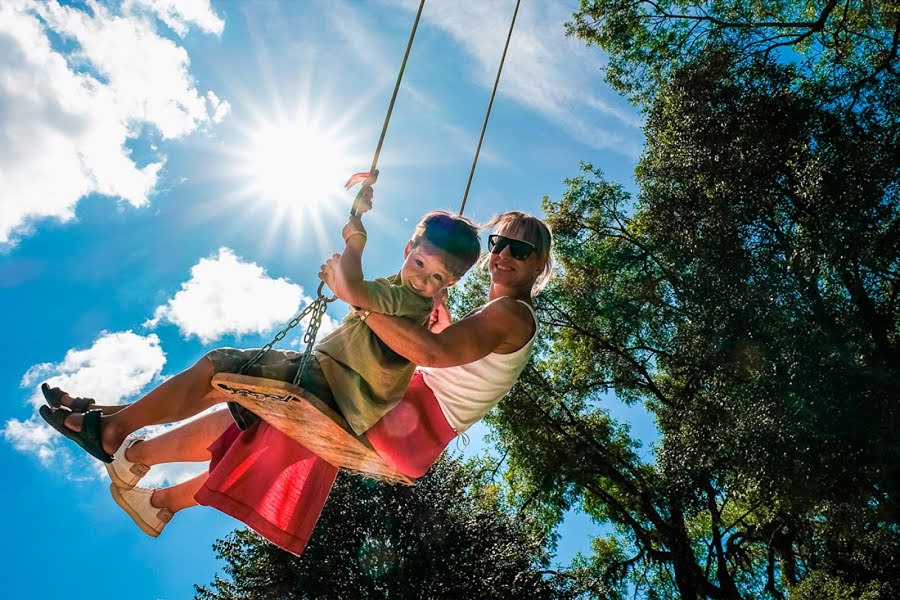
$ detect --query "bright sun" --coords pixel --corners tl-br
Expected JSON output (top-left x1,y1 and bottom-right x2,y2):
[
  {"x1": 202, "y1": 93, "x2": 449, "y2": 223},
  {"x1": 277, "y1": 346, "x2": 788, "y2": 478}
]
[
  {"x1": 246, "y1": 119, "x2": 355, "y2": 210},
  {"x1": 216, "y1": 99, "x2": 377, "y2": 256}
]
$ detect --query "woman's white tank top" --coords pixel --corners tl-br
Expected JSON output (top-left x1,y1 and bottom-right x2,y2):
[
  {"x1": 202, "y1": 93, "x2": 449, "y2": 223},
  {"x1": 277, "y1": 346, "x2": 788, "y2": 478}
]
[{"x1": 418, "y1": 299, "x2": 538, "y2": 433}]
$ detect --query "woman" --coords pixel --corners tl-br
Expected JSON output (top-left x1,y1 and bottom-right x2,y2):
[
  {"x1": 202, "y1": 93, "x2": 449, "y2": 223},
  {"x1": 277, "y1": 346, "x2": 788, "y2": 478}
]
[{"x1": 42, "y1": 210, "x2": 553, "y2": 553}]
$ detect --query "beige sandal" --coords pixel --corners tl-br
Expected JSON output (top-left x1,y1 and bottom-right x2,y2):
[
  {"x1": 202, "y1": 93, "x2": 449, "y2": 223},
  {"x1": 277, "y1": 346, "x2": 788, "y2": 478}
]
[
  {"x1": 109, "y1": 484, "x2": 172, "y2": 538},
  {"x1": 106, "y1": 434, "x2": 149, "y2": 490}
]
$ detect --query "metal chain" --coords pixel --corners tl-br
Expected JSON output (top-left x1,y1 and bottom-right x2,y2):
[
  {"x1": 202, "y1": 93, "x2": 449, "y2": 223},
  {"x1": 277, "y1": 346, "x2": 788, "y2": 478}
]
[
  {"x1": 294, "y1": 292, "x2": 330, "y2": 386},
  {"x1": 237, "y1": 287, "x2": 334, "y2": 390}
]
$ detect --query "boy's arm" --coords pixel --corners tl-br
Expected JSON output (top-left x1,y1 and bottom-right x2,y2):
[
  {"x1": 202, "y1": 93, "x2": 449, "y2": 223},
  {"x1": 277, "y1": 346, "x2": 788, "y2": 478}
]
[{"x1": 330, "y1": 215, "x2": 371, "y2": 308}]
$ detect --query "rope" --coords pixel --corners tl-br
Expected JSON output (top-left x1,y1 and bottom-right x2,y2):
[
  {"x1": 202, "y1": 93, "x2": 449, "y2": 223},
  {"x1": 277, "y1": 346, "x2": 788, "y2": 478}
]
[
  {"x1": 351, "y1": 0, "x2": 426, "y2": 216},
  {"x1": 459, "y1": 0, "x2": 521, "y2": 216},
  {"x1": 371, "y1": 0, "x2": 426, "y2": 175},
  {"x1": 239, "y1": 0, "x2": 428, "y2": 382}
]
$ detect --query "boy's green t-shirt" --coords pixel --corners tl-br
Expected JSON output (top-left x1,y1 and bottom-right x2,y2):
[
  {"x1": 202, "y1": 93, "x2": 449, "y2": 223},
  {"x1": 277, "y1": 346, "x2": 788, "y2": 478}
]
[{"x1": 314, "y1": 273, "x2": 432, "y2": 435}]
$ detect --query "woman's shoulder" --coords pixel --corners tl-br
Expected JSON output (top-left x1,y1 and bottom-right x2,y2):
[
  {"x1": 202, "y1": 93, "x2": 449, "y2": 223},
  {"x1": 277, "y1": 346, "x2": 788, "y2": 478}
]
[
  {"x1": 483, "y1": 295, "x2": 533, "y2": 315},
  {"x1": 478, "y1": 297, "x2": 536, "y2": 349}
]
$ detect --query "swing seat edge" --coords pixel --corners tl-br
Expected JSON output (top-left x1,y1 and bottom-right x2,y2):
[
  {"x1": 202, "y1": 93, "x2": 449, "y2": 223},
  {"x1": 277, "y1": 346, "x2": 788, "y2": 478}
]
[{"x1": 211, "y1": 373, "x2": 415, "y2": 486}]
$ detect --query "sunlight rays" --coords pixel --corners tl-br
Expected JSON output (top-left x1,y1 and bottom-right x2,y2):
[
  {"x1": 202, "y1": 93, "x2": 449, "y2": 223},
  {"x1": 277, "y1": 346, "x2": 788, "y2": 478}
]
[
  {"x1": 182, "y1": 6, "x2": 435, "y2": 270},
  {"x1": 210, "y1": 89, "x2": 372, "y2": 262},
  {"x1": 246, "y1": 120, "x2": 348, "y2": 207}
]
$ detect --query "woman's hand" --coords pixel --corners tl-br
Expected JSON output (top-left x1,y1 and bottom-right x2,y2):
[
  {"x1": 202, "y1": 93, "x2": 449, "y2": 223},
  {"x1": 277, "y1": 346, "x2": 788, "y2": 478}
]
[{"x1": 428, "y1": 302, "x2": 452, "y2": 333}]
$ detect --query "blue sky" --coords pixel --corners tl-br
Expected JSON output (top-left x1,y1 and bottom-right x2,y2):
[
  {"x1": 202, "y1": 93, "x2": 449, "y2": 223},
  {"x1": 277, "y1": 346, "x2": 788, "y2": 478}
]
[{"x1": 1, "y1": 1, "x2": 655, "y2": 597}]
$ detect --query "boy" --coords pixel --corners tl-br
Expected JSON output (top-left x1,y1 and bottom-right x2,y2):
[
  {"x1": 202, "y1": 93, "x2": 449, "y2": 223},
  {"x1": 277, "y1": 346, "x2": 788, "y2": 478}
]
[{"x1": 207, "y1": 207, "x2": 481, "y2": 436}]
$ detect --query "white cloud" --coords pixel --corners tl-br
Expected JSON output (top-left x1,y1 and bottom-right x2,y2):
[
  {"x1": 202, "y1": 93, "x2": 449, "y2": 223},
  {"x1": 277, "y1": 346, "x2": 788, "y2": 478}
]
[
  {"x1": 145, "y1": 247, "x2": 308, "y2": 343},
  {"x1": 206, "y1": 90, "x2": 230, "y2": 123},
  {"x1": 0, "y1": 0, "x2": 229, "y2": 247},
  {"x1": 380, "y1": 0, "x2": 642, "y2": 155},
  {"x1": 4, "y1": 330, "x2": 166, "y2": 468},
  {"x1": 123, "y1": 0, "x2": 225, "y2": 37},
  {"x1": 4, "y1": 332, "x2": 221, "y2": 486},
  {"x1": 3, "y1": 417, "x2": 57, "y2": 460},
  {"x1": 141, "y1": 459, "x2": 210, "y2": 488},
  {"x1": 20, "y1": 330, "x2": 167, "y2": 408}
]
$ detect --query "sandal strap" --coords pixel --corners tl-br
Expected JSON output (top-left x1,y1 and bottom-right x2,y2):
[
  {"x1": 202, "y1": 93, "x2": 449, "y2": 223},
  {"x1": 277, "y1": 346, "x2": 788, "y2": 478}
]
[
  {"x1": 41, "y1": 383, "x2": 96, "y2": 412},
  {"x1": 39, "y1": 406, "x2": 113, "y2": 463},
  {"x1": 81, "y1": 410, "x2": 113, "y2": 462},
  {"x1": 41, "y1": 384, "x2": 64, "y2": 409},
  {"x1": 68, "y1": 396, "x2": 96, "y2": 412},
  {"x1": 82, "y1": 409, "x2": 102, "y2": 438}
]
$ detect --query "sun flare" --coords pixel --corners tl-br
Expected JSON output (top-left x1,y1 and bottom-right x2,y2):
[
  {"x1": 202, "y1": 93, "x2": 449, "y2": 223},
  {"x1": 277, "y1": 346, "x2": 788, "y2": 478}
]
[
  {"x1": 214, "y1": 96, "x2": 378, "y2": 258},
  {"x1": 245, "y1": 119, "x2": 355, "y2": 210}
]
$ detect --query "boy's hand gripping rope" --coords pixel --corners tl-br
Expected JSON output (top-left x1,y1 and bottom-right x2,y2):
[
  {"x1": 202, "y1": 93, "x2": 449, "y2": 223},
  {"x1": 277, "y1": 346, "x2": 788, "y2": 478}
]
[{"x1": 235, "y1": 169, "x2": 379, "y2": 391}]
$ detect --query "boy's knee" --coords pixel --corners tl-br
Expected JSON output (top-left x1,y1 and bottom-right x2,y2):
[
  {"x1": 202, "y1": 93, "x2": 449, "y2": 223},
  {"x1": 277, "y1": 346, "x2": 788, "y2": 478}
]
[
  {"x1": 194, "y1": 355, "x2": 217, "y2": 379},
  {"x1": 189, "y1": 356, "x2": 216, "y2": 385}
]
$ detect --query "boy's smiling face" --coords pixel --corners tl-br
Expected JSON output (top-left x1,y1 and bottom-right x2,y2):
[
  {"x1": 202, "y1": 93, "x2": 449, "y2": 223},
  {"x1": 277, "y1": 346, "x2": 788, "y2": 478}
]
[{"x1": 400, "y1": 239, "x2": 458, "y2": 298}]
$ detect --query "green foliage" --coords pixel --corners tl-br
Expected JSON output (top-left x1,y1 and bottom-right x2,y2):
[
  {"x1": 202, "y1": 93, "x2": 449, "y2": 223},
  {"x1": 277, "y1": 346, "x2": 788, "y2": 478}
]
[
  {"x1": 790, "y1": 571, "x2": 895, "y2": 600},
  {"x1": 483, "y1": 38, "x2": 899, "y2": 600},
  {"x1": 568, "y1": 0, "x2": 900, "y2": 110},
  {"x1": 195, "y1": 457, "x2": 573, "y2": 599}
]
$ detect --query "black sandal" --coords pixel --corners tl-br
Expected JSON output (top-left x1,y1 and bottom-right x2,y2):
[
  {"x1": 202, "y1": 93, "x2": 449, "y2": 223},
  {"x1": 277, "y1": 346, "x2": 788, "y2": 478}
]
[
  {"x1": 41, "y1": 383, "x2": 96, "y2": 413},
  {"x1": 39, "y1": 406, "x2": 113, "y2": 463}
]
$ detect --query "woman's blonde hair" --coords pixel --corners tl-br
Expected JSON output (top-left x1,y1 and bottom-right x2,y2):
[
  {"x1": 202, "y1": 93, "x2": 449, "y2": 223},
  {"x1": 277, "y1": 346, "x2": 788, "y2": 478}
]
[{"x1": 483, "y1": 211, "x2": 554, "y2": 296}]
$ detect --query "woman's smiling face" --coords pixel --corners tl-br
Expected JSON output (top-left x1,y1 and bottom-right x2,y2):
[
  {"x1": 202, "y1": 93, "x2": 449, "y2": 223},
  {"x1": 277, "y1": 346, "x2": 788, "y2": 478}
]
[{"x1": 488, "y1": 224, "x2": 543, "y2": 290}]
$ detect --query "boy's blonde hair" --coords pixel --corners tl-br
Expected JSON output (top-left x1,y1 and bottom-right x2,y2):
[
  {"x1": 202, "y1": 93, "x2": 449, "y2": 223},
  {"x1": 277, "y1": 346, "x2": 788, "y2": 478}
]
[
  {"x1": 483, "y1": 211, "x2": 554, "y2": 296},
  {"x1": 410, "y1": 211, "x2": 482, "y2": 279}
]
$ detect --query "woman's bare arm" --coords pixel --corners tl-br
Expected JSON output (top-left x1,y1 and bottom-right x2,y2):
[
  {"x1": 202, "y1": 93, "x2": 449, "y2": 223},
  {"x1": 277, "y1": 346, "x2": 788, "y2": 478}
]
[
  {"x1": 363, "y1": 297, "x2": 533, "y2": 368},
  {"x1": 320, "y1": 249, "x2": 534, "y2": 366}
]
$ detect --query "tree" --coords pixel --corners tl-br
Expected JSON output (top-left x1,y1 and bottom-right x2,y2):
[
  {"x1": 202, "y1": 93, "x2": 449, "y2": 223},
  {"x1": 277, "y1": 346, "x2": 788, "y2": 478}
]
[
  {"x1": 466, "y1": 44, "x2": 898, "y2": 600},
  {"x1": 196, "y1": 457, "x2": 574, "y2": 599},
  {"x1": 568, "y1": 0, "x2": 900, "y2": 111}
]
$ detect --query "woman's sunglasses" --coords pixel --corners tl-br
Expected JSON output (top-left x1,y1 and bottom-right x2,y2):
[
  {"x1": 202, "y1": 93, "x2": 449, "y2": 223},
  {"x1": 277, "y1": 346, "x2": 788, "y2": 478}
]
[{"x1": 488, "y1": 234, "x2": 536, "y2": 261}]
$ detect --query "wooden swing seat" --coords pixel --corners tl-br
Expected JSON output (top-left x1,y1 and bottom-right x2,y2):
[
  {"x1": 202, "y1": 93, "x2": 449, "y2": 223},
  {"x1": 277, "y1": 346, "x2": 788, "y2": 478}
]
[{"x1": 211, "y1": 373, "x2": 414, "y2": 485}]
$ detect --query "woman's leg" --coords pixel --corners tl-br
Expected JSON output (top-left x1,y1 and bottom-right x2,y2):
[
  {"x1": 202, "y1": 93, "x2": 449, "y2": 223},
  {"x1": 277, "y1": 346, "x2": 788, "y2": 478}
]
[
  {"x1": 61, "y1": 357, "x2": 229, "y2": 457},
  {"x1": 112, "y1": 409, "x2": 234, "y2": 527},
  {"x1": 152, "y1": 473, "x2": 208, "y2": 514},
  {"x1": 127, "y1": 407, "x2": 234, "y2": 466},
  {"x1": 111, "y1": 471, "x2": 209, "y2": 536}
]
